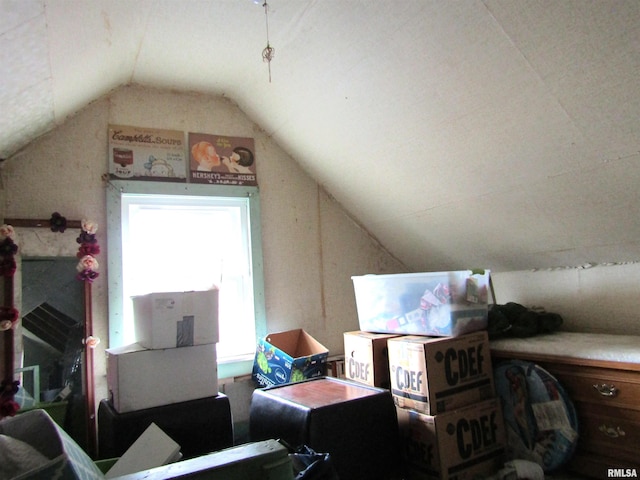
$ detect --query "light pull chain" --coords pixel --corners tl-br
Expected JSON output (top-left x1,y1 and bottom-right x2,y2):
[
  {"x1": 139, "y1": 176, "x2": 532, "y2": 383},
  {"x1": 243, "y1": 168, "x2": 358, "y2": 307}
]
[{"x1": 261, "y1": 1, "x2": 275, "y2": 82}]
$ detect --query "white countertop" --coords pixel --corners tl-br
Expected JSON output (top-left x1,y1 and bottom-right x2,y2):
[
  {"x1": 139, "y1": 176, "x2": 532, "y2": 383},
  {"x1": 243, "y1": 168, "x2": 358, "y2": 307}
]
[{"x1": 490, "y1": 331, "x2": 640, "y2": 364}]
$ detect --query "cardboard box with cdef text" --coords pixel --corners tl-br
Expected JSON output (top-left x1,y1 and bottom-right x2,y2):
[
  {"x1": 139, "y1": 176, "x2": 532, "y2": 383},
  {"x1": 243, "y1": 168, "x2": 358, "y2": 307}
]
[
  {"x1": 387, "y1": 330, "x2": 495, "y2": 415},
  {"x1": 396, "y1": 397, "x2": 506, "y2": 480},
  {"x1": 343, "y1": 331, "x2": 400, "y2": 389}
]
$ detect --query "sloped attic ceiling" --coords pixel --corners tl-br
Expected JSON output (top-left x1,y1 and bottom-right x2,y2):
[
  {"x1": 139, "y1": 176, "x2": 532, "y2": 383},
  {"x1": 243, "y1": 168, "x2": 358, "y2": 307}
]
[{"x1": 1, "y1": 1, "x2": 639, "y2": 273}]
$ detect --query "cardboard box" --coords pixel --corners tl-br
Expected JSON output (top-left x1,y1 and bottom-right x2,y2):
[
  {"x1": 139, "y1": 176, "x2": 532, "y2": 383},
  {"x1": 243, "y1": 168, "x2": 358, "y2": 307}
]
[
  {"x1": 107, "y1": 343, "x2": 218, "y2": 413},
  {"x1": 0, "y1": 409, "x2": 104, "y2": 480},
  {"x1": 343, "y1": 330, "x2": 399, "y2": 388},
  {"x1": 252, "y1": 329, "x2": 328, "y2": 388},
  {"x1": 352, "y1": 270, "x2": 490, "y2": 336},
  {"x1": 396, "y1": 398, "x2": 506, "y2": 480},
  {"x1": 326, "y1": 355, "x2": 346, "y2": 379},
  {"x1": 105, "y1": 422, "x2": 181, "y2": 478},
  {"x1": 387, "y1": 331, "x2": 495, "y2": 414},
  {"x1": 133, "y1": 289, "x2": 219, "y2": 349},
  {"x1": 108, "y1": 439, "x2": 294, "y2": 480}
]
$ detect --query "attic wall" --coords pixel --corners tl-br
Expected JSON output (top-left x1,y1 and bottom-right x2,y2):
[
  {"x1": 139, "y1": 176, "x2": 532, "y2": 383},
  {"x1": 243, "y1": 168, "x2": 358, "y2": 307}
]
[
  {"x1": 3, "y1": 83, "x2": 638, "y2": 418},
  {"x1": 492, "y1": 263, "x2": 640, "y2": 336},
  {"x1": 0, "y1": 85, "x2": 406, "y2": 402}
]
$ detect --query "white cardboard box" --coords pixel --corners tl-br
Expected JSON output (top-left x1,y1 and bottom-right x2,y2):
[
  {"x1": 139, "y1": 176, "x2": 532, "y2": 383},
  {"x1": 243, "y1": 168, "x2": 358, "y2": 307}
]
[
  {"x1": 107, "y1": 342, "x2": 218, "y2": 413},
  {"x1": 105, "y1": 422, "x2": 182, "y2": 478},
  {"x1": 133, "y1": 289, "x2": 219, "y2": 349}
]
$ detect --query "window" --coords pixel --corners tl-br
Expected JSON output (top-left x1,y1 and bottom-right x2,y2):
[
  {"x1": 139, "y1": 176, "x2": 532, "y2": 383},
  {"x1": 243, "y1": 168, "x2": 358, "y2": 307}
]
[{"x1": 107, "y1": 181, "x2": 266, "y2": 378}]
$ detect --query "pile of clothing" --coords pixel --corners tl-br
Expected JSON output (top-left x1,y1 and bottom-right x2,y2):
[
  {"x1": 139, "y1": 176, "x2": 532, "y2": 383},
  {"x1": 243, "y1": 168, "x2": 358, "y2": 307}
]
[{"x1": 487, "y1": 302, "x2": 563, "y2": 339}]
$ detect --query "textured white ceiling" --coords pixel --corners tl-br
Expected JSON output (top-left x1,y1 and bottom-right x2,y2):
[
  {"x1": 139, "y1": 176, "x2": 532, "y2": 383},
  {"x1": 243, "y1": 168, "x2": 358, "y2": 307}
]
[{"x1": 1, "y1": 0, "x2": 639, "y2": 272}]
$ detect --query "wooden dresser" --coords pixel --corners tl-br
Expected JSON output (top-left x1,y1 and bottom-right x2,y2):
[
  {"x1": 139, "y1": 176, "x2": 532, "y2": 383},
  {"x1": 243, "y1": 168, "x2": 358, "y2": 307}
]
[{"x1": 490, "y1": 332, "x2": 640, "y2": 477}]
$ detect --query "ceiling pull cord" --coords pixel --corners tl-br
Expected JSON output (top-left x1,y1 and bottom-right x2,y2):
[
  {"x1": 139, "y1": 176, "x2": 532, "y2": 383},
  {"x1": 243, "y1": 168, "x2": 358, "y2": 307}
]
[{"x1": 261, "y1": 1, "x2": 275, "y2": 82}]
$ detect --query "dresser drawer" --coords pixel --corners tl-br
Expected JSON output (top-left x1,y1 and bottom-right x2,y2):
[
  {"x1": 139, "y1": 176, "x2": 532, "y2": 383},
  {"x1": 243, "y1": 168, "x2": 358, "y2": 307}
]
[
  {"x1": 537, "y1": 362, "x2": 640, "y2": 410},
  {"x1": 490, "y1": 333, "x2": 640, "y2": 478},
  {"x1": 574, "y1": 402, "x2": 640, "y2": 464}
]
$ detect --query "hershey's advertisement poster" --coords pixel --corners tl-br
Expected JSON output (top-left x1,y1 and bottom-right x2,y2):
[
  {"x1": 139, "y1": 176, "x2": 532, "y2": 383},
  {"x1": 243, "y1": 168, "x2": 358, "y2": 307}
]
[{"x1": 188, "y1": 133, "x2": 257, "y2": 186}]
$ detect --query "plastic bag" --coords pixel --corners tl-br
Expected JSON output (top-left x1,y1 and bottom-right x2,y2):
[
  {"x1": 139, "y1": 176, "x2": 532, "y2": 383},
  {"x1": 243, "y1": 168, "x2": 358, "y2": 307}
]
[{"x1": 280, "y1": 441, "x2": 340, "y2": 480}]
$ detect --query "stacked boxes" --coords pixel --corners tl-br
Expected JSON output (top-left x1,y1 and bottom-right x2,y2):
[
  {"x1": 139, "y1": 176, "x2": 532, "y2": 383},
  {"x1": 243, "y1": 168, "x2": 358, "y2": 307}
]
[
  {"x1": 349, "y1": 270, "x2": 506, "y2": 480},
  {"x1": 106, "y1": 289, "x2": 220, "y2": 413},
  {"x1": 389, "y1": 332, "x2": 505, "y2": 479}
]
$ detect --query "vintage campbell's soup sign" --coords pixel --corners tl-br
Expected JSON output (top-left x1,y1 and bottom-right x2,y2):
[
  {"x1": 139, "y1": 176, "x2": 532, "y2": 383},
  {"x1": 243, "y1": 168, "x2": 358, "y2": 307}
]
[{"x1": 109, "y1": 125, "x2": 187, "y2": 182}]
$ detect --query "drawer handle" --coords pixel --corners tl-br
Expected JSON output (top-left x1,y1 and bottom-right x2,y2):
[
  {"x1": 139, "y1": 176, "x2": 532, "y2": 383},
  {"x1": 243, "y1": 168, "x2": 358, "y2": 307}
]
[
  {"x1": 593, "y1": 383, "x2": 619, "y2": 397},
  {"x1": 599, "y1": 423, "x2": 626, "y2": 438}
]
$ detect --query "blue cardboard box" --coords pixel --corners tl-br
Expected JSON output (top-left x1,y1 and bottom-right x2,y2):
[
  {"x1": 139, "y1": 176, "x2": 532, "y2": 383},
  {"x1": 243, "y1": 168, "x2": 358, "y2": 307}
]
[{"x1": 252, "y1": 329, "x2": 328, "y2": 387}]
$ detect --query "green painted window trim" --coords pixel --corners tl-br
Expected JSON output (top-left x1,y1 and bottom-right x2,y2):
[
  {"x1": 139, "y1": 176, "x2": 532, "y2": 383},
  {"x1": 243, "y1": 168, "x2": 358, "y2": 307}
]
[{"x1": 106, "y1": 180, "x2": 266, "y2": 379}]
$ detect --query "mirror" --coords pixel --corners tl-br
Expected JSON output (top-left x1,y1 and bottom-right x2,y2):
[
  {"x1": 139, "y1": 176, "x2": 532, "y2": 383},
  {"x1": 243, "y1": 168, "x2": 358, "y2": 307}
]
[
  {"x1": 0, "y1": 216, "x2": 98, "y2": 458},
  {"x1": 19, "y1": 257, "x2": 88, "y2": 450}
]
